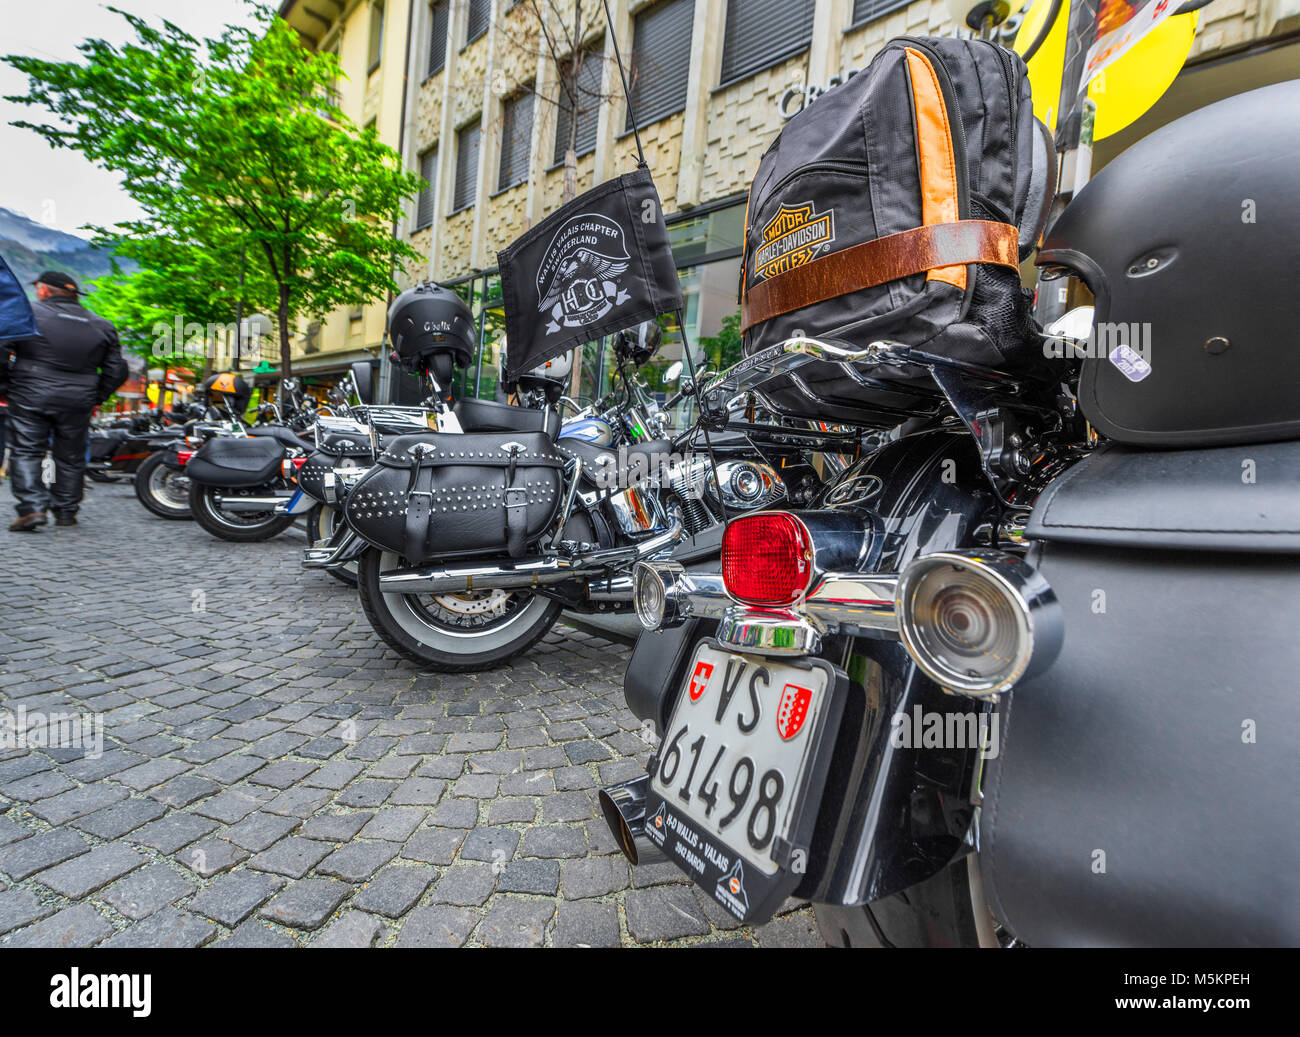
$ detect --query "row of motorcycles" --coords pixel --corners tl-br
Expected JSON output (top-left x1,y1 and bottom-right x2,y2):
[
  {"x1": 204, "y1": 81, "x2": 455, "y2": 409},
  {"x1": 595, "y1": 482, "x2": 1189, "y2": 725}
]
[{"x1": 131, "y1": 64, "x2": 1295, "y2": 946}]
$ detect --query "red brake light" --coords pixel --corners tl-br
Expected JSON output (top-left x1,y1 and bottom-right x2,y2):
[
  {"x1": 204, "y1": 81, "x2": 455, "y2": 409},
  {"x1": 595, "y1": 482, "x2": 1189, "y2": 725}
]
[
  {"x1": 292, "y1": 456, "x2": 307, "y2": 469},
  {"x1": 176, "y1": 450, "x2": 194, "y2": 465},
  {"x1": 721, "y1": 512, "x2": 813, "y2": 607}
]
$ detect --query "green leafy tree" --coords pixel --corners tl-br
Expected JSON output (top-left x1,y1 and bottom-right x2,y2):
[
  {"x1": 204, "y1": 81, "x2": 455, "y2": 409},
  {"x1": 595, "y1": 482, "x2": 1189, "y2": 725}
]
[
  {"x1": 699, "y1": 311, "x2": 744, "y2": 371},
  {"x1": 5, "y1": 8, "x2": 424, "y2": 378}
]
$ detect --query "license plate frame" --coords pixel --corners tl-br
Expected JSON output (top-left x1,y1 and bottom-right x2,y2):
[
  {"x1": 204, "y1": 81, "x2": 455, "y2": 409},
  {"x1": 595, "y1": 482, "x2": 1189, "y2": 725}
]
[{"x1": 643, "y1": 638, "x2": 848, "y2": 926}]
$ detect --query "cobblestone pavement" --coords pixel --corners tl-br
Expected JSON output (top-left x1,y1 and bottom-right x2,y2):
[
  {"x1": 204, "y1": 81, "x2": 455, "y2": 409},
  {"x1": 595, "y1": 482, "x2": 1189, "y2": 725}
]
[{"x1": 0, "y1": 477, "x2": 821, "y2": 948}]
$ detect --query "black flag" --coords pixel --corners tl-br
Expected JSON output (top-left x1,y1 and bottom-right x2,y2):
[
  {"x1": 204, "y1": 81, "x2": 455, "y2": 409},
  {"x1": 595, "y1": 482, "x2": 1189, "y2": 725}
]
[{"x1": 497, "y1": 167, "x2": 683, "y2": 383}]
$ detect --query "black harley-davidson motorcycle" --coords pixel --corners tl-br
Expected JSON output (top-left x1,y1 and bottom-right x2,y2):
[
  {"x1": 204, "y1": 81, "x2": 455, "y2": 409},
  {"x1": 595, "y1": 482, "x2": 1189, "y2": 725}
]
[
  {"x1": 597, "y1": 52, "x2": 1299, "y2": 947},
  {"x1": 183, "y1": 376, "x2": 319, "y2": 541}
]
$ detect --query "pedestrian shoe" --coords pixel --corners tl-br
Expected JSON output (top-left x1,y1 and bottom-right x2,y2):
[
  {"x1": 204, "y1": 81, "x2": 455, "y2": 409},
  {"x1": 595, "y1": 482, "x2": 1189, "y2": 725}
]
[
  {"x1": 9, "y1": 512, "x2": 48, "y2": 532},
  {"x1": 54, "y1": 515, "x2": 78, "y2": 527}
]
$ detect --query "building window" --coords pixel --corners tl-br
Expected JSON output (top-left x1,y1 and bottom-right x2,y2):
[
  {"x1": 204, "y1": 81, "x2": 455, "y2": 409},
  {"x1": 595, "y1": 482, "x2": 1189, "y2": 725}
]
[
  {"x1": 498, "y1": 89, "x2": 534, "y2": 192},
  {"x1": 453, "y1": 120, "x2": 481, "y2": 212},
  {"x1": 415, "y1": 147, "x2": 438, "y2": 229},
  {"x1": 428, "y1": 1, "x2": 449, "y2": 77},
  {"x1": 719, "y1": 0, "x2": 813, "y2": 86},
  {"x1": 466, "y1": 0, "x2": 490, "y2": 46},
  {"x1": 627, "y1": 0, "x2": 693, "y2": 131},
  {"x1": 368, "y1": 1, "x2": 385, "y2": 73},
  {"x1": 553, "y1": 43, "x2": 604, "y2": 166},
  {"x1": 850, "y1": 0, "x2": 911, "y2": 26}
]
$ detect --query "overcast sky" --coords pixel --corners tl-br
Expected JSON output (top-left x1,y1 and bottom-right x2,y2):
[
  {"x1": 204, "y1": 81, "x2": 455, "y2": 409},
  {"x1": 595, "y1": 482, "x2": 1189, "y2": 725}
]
[{"x1": 1, "y1": 0, "x2": 264, "y2": 238}]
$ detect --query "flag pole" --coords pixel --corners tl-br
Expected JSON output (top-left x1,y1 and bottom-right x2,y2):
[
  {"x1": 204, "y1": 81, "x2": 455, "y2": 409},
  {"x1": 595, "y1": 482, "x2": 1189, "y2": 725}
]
[{"x1": 602, "y1": 0, "x2": 647, "y2": 169}]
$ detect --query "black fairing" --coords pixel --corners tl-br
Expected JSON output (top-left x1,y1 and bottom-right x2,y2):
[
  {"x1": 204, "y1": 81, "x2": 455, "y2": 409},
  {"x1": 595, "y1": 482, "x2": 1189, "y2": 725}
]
[
  {"x1": 1038, "y1": 79, "x2": 1300, "y2": 447},
  {"x1": 980, "y1": 440, "x2": 1300, "y2": 946}
]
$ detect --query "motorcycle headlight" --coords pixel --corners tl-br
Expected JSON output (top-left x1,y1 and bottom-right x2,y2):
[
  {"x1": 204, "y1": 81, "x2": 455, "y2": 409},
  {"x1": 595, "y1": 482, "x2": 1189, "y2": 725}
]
[{"x1": 895, "y1": 551, "x2": 1063, "y2": 697}]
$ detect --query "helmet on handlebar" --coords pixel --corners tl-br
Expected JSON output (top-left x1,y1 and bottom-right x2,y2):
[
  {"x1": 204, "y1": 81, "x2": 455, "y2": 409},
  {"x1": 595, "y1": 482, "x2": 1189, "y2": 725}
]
[
  {"x1": 498, "y1": 340, "x2": 574, "y2": 400},
  {"x1": 387, "y1": 282, "x2": 476, "y2": 376},
  {"x1": 613, "y1": 320, "x2": 662, "y2": 367}
]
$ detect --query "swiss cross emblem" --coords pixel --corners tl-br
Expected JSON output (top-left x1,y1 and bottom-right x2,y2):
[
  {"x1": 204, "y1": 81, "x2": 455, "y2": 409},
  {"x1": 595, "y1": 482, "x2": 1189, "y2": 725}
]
[
  {"x1": 688, "y1": 660, "x2": 714, "y2": 702},
  {"x1": 776, "y1": 683, "x2": 813, "y2": 741}
]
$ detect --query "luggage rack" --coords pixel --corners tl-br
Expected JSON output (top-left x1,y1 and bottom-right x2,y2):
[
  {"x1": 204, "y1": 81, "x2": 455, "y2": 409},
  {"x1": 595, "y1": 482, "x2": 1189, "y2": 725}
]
[{"x1": 697, "y1": 337, "x2": 1063, "y2": 504}]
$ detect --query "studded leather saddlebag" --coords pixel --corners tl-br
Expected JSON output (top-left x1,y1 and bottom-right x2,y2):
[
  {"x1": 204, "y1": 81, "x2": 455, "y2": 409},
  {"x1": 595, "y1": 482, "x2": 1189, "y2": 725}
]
[
  {"x1": 297, "y1": 431, "x2": 376, "y2": 504},
  {"x1": 342, "y1": 431, "x2": 565, "y2": 563}
]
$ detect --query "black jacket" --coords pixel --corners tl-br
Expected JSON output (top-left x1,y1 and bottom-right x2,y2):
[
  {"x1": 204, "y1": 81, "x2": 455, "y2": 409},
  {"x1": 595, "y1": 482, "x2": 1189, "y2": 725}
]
[{"x1": 2, "y1": 296, "x2": 128, "y2": 412}]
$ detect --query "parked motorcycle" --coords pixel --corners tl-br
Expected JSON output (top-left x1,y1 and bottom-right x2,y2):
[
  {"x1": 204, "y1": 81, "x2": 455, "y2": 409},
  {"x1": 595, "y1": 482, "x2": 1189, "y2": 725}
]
[{"x1": 598, "y1": 43, "x2": 1298, "y2": 948}]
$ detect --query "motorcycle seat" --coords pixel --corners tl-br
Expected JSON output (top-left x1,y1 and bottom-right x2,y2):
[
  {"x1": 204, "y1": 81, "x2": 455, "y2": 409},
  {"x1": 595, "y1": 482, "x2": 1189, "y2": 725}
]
[
  {"x1": 249, "y1": 424, "x2": 313, "y2": 449},
  {"x1": 556, "y1": 436, "x2": 672, "y2": 487},
  {"x1": 186, "y1": 436, "x2": 285, "y2": 488},
  {"x1": 454, "y1": 397, "x2": 559, "y2": 438}
]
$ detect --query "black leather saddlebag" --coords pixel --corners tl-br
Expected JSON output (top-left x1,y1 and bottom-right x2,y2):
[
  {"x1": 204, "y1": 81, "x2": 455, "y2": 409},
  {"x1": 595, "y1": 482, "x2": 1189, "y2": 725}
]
[
  {"x1": 980, "y1": 441, "x2": 1300, "y2": 946},
  {"x1": 185, "y1": 436, "x2": 284, "y2": 488},
  {"x1": 297, "y1": 430, "x2": 376, "y2": 504},
  {"x1": 342, "y1": 431, "x2": 565, "y2": 562}
]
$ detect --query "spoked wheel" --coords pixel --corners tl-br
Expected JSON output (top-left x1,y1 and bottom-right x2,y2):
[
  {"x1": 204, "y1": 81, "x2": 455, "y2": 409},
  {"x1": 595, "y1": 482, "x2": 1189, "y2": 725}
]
[
  {"x1": 306, "y1": 503, "x2": 358, "y2": 586},
  {"x1": 188, "y1": 483, "x2": 297, "y2": 542},
  {"x1": 134, "y1": 452, "x2": 192, "y2": 520},
  {"x1": 356, "y1": 547, "x2": 562, "y2": 672},
  {"x1": 811, "y1": 853, "x2": 1001, "y2": 948}
]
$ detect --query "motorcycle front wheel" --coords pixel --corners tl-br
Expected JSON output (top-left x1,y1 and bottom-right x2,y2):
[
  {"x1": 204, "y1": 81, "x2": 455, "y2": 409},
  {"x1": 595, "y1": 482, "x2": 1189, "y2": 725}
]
[
  {"x1": 356, "y1": 547, "x2": 562, "y2": 672},
  {"x1": 306, "y1": 503, "x2": 358, "y2": 586},
  {"x1": 134, "y1": 451, "x2": 192, "y2": 520},
  {"x1": 188, "y1": 483, "x2": 297, "y2": 542}
]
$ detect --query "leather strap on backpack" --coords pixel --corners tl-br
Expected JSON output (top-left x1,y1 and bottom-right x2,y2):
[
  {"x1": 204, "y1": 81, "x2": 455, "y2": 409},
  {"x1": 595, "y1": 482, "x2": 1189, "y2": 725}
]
[{"x1": 740, "y1": 219, "x2": 1019, "y2": 332}]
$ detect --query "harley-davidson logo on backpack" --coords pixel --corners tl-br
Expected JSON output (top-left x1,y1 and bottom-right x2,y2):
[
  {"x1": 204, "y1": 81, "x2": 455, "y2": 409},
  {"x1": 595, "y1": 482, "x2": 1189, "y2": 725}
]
[
  {"x1": 536, "y1": 213, "x2": 633, "y2": 334},
  {"x1": 752, "y1": 201, "x2": 836, "y2": 283}
]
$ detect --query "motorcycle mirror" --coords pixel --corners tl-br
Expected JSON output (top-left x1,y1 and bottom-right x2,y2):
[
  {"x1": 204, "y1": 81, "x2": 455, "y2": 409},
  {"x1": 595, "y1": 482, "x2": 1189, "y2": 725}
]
[
  {"x1": 350, "y1": 361, "x2": 375, "y2": 404},
  {"x1": 1044, "y1": 306, "x2": 1096, "y2": 347},
  {"x1": 663, "y1": 361, "x2": 683, "y2": 383}
]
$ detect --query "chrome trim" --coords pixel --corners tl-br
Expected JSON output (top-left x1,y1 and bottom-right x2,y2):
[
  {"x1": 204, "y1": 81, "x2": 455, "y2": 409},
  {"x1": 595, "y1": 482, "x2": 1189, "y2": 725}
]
[
  {"x1": 894, "y1": 549, "x2": 1063, "y2": 698},
  {"x1": 376, "y1": 517, "x2": 682, "y2": 595},
  {"x1": 715, "y1": 608, "x2": 822, "y2": 656},
  {"x1": 212, "y1": 493, "x2": 294, "y2": 513},
  {"x1": 302, "y1": 528, "x2": 360, "y2": 569},
  {"x1": 633, "y1": 560, "x2": 898, "y2": 640}
]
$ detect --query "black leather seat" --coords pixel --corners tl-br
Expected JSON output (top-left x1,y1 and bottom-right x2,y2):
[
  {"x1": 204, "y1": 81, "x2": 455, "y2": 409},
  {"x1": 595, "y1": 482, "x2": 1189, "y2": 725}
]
[
  {"x1": 555, "y1": 437, "x2": 672, "y2": 486},
  {"x1": 186, "y1": 436, "x2": 285, "y2": 488},
  {"x1": 249, "y1": 424, "x2": 313, "y2": 449},
  {"x1": 454, "y1": 397, "x2": 559, "y2": 438}
]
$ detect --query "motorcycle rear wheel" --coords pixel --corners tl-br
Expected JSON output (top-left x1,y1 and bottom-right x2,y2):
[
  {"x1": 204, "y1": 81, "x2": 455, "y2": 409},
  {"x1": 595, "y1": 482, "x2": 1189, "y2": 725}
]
[
  {"x1": 134, "y1": 451, "x2": 192, "y2": 520},
  {"x1": 188, "y1": 483, "x2": 297, "y2": 542},
  {"x1": 356, "y1": 547, "x2": 562, "y2": 672},
  {"x1": 306, "y1": 503, "x2": 358, "y2": 586},
  {"x1": 811, "y1": 853, "x2": 1000, "y2": 948}
]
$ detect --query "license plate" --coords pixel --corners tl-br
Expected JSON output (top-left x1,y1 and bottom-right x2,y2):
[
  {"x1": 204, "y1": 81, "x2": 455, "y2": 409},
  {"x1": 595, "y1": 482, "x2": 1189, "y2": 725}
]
[{"x1": 645, "y1": 640, "x2": 845, "y2": 924}]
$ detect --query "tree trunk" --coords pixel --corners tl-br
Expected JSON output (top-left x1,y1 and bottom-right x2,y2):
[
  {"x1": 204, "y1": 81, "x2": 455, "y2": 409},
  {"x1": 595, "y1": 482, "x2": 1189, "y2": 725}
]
[{"x1": 277, "y1": 284, "x2": 293, "y2": 379}]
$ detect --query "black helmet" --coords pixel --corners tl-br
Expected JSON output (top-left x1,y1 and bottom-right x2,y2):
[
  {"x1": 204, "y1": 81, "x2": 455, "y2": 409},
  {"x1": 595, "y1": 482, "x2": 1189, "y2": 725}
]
[
  {"x1": 1037, "y1": 80, "x2": 1300, "y2": 448},
  {"x1": 614, "y1": 319, "x2": 662, "y2": 367},
  {"x1": 387, "y1": 282, "x2": 476, "y2": 373}
]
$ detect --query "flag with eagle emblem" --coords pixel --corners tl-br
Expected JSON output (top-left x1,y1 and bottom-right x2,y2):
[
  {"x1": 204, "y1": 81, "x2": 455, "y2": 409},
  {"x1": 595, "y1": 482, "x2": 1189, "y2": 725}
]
[{"x1": 497, "y1": 167, "x2": 682, "y2": 383}]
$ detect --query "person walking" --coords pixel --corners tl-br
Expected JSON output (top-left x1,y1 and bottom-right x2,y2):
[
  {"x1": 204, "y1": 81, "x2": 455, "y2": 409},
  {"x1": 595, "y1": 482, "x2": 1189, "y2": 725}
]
[{"x1": 5, "y1": 271, "x2": 127, "y2": 531}]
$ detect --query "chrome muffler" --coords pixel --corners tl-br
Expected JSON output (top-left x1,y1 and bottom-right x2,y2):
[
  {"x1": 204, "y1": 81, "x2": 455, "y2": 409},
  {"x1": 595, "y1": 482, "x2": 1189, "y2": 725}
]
[
  {"x1": 376, "y1": 517, "x2": 682, "y2": 595},
  {"x1": 598, "y1": 775, "x2": 667, "y2": 866},
  {"x1": 214, "y1": 493, "x2": 293, "y2": 513}
]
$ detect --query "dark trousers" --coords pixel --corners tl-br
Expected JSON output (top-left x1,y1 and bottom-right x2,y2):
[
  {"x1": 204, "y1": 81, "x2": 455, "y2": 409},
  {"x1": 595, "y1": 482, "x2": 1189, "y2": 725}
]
[{"x1": 7, "y1": 403, "x2": 92, "y2": 517}]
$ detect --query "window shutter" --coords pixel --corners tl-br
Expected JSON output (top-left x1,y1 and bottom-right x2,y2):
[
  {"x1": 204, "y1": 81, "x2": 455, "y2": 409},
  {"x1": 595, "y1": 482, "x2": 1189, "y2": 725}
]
[
  {"x1": 627, "y1": 0, "x2": 694, "y2": 131},
  {"x1": 428, "y1": 1, "x2": 449, "y2": 76},
  {"x1": 453, "y1": 121, "x2": 481, "y2": 211},
  {"x1": 553, "y1": 44, "x2": 604, "y2": 166},
  {"x1": 719, "y1": 0, "x2": 814, "y2": 85},
  {"x1": 368, "y1": 1, "x2": 386, "y2": 70},
  {"x1": 416, "y1": 148, "x2": 438, "y2": 229},
  {"x1": 498, "y1": 90, "x2": 534, "y2": 192},
  {"x1": 851, "y1": 0, "x2": 911, "y2": 26},
  {"x1": 466, "y1": 0, "x2": 490, "y2": 45}
]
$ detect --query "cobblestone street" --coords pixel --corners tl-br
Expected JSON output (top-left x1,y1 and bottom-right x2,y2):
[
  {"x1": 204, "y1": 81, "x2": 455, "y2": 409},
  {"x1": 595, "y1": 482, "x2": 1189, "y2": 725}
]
[{"x1": 0, "y1": 478, "x2": 820, "y2": 948}]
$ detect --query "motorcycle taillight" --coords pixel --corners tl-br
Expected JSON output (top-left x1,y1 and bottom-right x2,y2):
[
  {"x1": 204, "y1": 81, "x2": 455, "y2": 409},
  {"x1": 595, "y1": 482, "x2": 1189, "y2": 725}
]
[
  {"x1": 176, "y1": 450, "x2": 194, "y2": 465},
  {"x1": 721, "y1": 512, "x2": 813, "y2": 607}
]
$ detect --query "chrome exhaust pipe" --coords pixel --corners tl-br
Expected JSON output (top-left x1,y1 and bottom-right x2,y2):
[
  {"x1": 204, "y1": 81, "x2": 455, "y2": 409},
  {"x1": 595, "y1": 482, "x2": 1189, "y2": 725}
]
[
  {"x1": 585, "y1": 575, "x2": 634, "y2": 602},
  {"x1": 377, "y1": 517, "x2": 682, "y2": 595},
  {"x1": 598, "y1": 775, "x2": 666, "y2": 866},
  {"x1": 214, "y1": 494, "x2": 292, "y2": 512}
]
